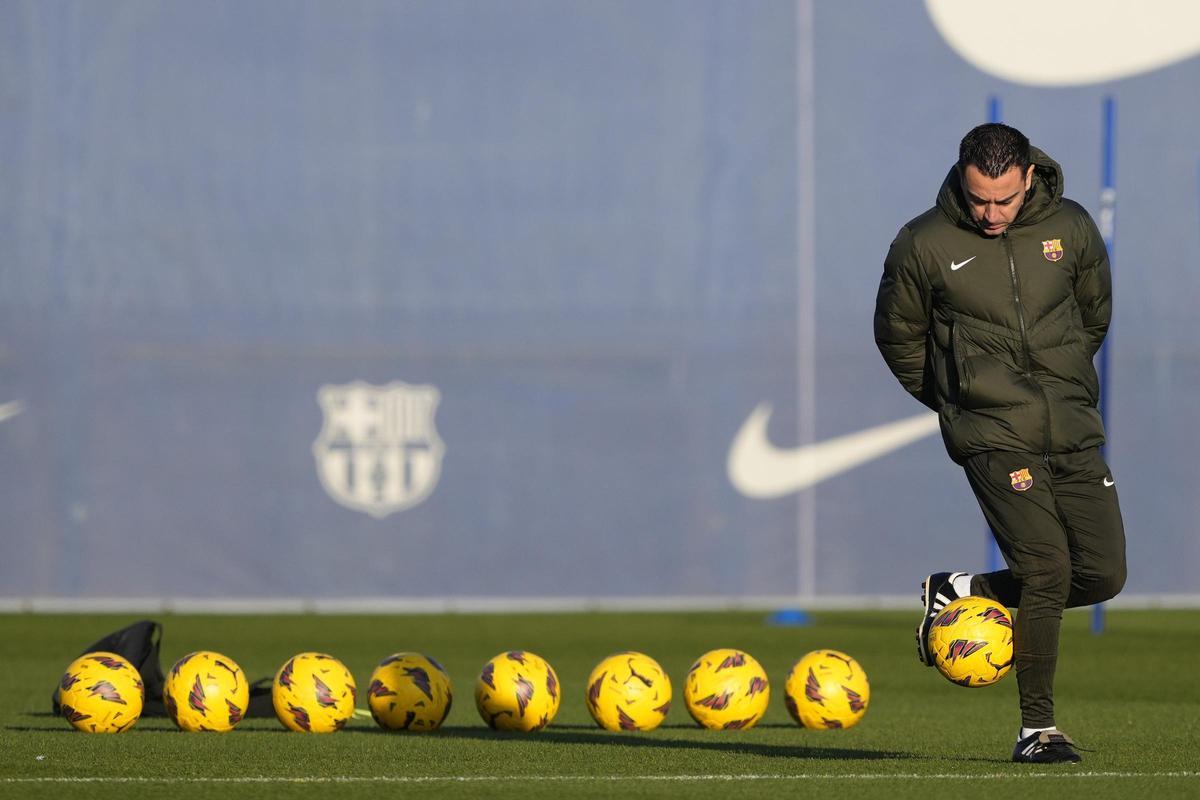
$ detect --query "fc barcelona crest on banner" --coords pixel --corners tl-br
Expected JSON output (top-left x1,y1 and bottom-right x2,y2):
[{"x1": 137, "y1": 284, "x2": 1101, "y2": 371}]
[
  {"x1": 1042, "y1": 239, "x2": 1064, "y2": 262},
  {"x1": 1009, "y1": 468, "x2": 1034, "y2": 492},
  {"x1": 313, "y1": 381, "x2": 445, "y2": 518}
]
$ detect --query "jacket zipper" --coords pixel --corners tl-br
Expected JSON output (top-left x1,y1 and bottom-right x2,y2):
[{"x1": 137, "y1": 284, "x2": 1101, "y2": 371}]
[{"x1": 1003, "y1": 232, "x2": 1052, "y2": 461}]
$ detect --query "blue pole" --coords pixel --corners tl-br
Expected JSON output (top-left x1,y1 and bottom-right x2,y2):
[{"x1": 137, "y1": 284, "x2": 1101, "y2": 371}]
[
  {"x1": 987, "y1": 96, "x2": 1002, "y2": 127},
  {"x1": 1093, "y1": 96, "x2": 1117, "y2": 635},
  {"x1": 985, "y1": 96, "x2": 1005, "y2": 576}
]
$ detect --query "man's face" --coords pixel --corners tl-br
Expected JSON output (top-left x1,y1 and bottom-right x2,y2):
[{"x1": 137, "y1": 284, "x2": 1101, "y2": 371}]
[{"x1": 959, "y1": 163, "x2": 1035, "y2": 236}]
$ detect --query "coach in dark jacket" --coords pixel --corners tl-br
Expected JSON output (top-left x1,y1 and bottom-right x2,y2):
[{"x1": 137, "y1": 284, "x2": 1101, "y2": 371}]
[{"x1": 874, "y1": 123, "x2": 1126, "y2": 764}]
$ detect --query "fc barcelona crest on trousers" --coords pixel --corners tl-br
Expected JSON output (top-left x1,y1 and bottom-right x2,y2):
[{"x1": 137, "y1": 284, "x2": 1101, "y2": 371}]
[{"x1": 1009, "y1": 468, "x2": 1034, "y2": 492}]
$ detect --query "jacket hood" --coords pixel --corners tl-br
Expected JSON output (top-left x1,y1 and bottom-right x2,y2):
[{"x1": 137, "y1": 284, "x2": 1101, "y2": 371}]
[{"x1": 936, "y1": 145, "x2": 1064, "y2": 232}]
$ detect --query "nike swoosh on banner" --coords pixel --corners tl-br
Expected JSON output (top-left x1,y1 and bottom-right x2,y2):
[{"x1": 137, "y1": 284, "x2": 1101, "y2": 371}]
[
  {"x1": 727, "y1": 403, "x2": 941, "y2": 499},
  {"x1": 926, "y1": 0, "x2": 1200, "y2": 86},
  {"x1": 0, "y1": 401, "x2": 24, "y2": 424}
]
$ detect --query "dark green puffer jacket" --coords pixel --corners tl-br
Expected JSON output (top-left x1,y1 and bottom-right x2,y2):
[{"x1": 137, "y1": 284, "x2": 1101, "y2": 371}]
[{"x1": 874, "y1": 147, "x2": 1111, "y2": 464}]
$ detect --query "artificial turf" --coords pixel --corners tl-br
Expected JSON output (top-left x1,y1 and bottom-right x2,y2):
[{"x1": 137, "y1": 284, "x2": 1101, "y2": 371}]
[{"x1": 3, "y1": 610, "x2": 1198, "y2": 799}]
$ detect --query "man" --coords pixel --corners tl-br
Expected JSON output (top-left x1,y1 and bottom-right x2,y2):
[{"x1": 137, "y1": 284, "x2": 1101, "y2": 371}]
[{"x1": 873, "y1": 123, "x2": 1126, "y2": 764}]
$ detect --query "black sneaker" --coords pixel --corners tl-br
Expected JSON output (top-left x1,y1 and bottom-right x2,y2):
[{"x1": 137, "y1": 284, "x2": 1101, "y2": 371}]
[
  {"x1": 1012, "y1": 730, "x2": 1083, "y2": 763},
  {"x1": 916, "y1": 571, "x2": 968, "y2": 666}
]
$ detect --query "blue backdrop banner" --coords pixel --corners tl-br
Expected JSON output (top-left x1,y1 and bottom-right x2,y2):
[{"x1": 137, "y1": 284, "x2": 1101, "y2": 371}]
[{"x1": 2, "y1": 1, "x2": 1196, "y2": 602}]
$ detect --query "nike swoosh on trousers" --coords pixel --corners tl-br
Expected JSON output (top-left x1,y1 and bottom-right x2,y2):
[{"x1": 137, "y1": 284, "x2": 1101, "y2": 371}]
[
  {"x1": 926, "y1": 0, "x2": 1200, "y2": 86},
  {"x1": 727, "y1": 403, "x2": 941, "y2": 499}
]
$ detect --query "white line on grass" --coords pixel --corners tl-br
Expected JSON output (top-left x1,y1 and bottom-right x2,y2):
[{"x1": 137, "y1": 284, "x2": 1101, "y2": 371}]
[{"x1": 3, "y1": 773, "x2": 1197, "y2": 784}]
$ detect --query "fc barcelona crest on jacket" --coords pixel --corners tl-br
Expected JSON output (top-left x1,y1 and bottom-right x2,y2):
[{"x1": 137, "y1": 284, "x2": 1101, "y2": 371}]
[
  {"x1": 1009, "y1": 468, "x2": 1034, "y2": 492},
  {"x1": 1042, "y1": 239, "x2": 1064, "y2": 262},
  {"x1": 313, "y1": 381, "x2": 445, "y2": 518}
]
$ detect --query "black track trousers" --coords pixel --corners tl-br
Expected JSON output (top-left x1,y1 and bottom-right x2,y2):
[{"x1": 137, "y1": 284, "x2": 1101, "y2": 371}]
[{"x1": 962, "y1": 447, "x2": 1127, "y2": 729}]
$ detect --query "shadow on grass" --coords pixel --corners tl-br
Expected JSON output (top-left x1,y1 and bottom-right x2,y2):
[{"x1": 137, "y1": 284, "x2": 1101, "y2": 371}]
[
  {"x1": 339, "y1": 724, "x2": 914, "y2": 761},
  {"x1": 9, "y1": 711, "x2": 292, "y2": 734},
  {"x1": 551, "y1": 722, "x2": 802, "y2": 731},
  {"x1": 16, "y1": 714, "x2": 1000, "y2": 764},
  {"x1": 14, "y1": 712, "x2": 912, "y2": 760}
]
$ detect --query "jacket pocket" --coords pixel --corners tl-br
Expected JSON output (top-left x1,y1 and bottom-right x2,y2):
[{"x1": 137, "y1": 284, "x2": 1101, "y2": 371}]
[
  {"x1": 950, "y1": 320, "x2": 969, "y2": 406},
  {"x1": 1080, "y1": 352, "x2": 1101, "y2": 405},
  {"x1": 952, "y1": 321, "x2": 1036, "y2": 410}
]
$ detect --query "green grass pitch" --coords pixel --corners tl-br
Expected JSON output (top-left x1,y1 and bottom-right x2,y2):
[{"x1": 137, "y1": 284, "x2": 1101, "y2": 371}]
[{"x1": 3, "y1": 610, "x2": 1198, "y2": 799}]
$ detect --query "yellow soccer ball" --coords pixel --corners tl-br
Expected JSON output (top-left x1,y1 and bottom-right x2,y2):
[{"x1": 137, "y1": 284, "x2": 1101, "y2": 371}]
[
  {"x1": 367, "y1": 652, "x2": 453, "y2": 732},
  {"x1": 163, "y1": 651, "x2": 250, "y2": 732},
  {"x1": 784, "y1": 649, "x2": 870, "y2": 730},
  {"x1": 683, "y1": 648, "x2": 770, "y2": 731},
  {"x1": 585, "y1": 651, "x2": 672, "y2": 732},
  {"x1": 272, "y1": 652, "x2": 357, "y2": 733},
  {"x1": 58, "y1": 652, "x2": 144, "y2": 733},
  {"x1": 474, "y1": 651, "x2": 560, "y2": 732},
  {"x1": 928, "y1": 596, "x2": 1015, "y2": 687}
]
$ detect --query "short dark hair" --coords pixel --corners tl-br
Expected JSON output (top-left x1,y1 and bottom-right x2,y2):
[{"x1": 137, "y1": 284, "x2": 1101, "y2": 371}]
[{"x1": 958, "y1": 123, "x2": 1031, "y2": 178}]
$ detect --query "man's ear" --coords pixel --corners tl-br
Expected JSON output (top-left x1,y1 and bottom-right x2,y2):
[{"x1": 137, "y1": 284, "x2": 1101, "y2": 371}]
[{"x1": 1024, "y1": 163, "x2": 1035, "y2": 190}]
